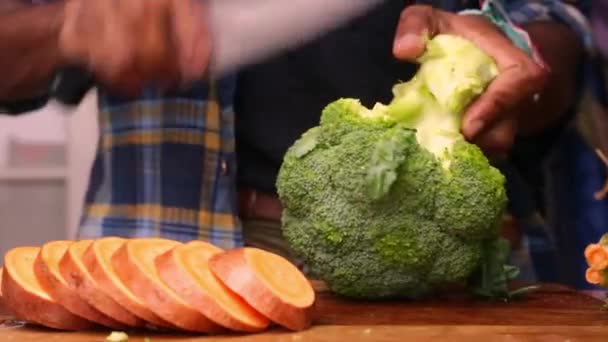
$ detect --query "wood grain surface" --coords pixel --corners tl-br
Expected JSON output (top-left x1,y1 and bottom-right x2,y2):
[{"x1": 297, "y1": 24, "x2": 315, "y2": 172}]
[{"x1": 1, "y1": 283, "x2": 608, "y2": 341}]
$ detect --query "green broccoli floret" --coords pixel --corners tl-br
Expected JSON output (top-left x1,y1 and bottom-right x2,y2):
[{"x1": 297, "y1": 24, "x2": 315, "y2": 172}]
[{"x1": 276, "y1": 35, "x2": 511, "y2": 299}]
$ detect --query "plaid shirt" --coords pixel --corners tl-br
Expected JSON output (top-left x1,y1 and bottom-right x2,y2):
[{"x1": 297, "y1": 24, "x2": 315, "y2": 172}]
[
  {"x1": 1, "y1": 1, "x2": 595, "y2": 250},
  {"x1": 77, "y1": 78, "x2": 243, "y2": 249}
]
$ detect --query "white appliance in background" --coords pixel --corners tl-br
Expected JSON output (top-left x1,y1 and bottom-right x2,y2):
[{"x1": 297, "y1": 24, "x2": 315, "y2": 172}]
[{"x1": 0, "y1": 90, "x2": 99, "y2": 256}]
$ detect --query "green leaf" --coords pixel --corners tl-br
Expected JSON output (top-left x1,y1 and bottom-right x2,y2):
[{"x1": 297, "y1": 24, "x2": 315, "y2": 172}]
[
  {"x1": 599, "y1": 233, "x2": 608, "y2": 246},
  {"x1": 470, "y1": 237, "x2": 539, "y2": 301},
  {"x1": 503, "y1": 265, "x2": 520, "y2": 280},
  {"x1": 366, "y1": 127, "x2": 415, "y2": 200},
  {"x1": 508, "y1": 285, "x2": 541, "y2": 299}
]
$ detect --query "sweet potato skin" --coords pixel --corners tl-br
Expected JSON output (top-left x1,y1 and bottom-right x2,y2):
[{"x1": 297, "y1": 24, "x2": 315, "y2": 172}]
[
  {"x1": 210, "y1": 248, "x2": 315, "y2": 331},
  {"x1": 0, "y1": 267, "x2": 5, "y2": 309},
  {"x1": 112, "y1": 239, "x2": 224, "y2": 333},
  {"x1": 58, "y1": 241, "x2": 144, "y2": 328},
  {"x1": 82, "y1": 238, "x2": 174, "y2": 329},
  {"x1": 33, "y1": 243, "x2": 126, "y2": 330},
  {"x1": 155, "y1": 243, "x2": 270, "y2": 332},
  {"x1": 2, "y1": 249, "x2": 95, "y2": 331}
]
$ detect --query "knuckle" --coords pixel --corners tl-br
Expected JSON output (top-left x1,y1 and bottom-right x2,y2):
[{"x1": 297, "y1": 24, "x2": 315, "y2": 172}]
[
  {"x1": 527, "y1": 63, "x2": 549, "y2": 86},
  {"x1": 508, "y1": 60, "x2": 547, "y2": 93},
  {"x1": 491, "y1": 101, "x2": 509, "y2": 118},
  {"x1": 400, "y1": 4, "x2": 434, "y2": 20},
  {"x1": 487, "y1": 92, "x2": 511, "y2": 116}
]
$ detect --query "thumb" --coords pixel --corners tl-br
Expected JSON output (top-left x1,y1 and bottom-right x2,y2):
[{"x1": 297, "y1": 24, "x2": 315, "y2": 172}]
[{"x1": 393, "y1": 5, "x2": 439, "y2": 61}]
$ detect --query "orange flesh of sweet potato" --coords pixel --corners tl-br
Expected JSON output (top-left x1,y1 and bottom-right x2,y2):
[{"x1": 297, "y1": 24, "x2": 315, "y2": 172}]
[
  {"x1": 209, "y1": 247, "x2": 315, "y2": 331},
  {"x1": 83, "y1": 237, "x2": 174, "y2": 329},
  {"x1": 34, "y1": 240, "x2": 126, "y2": 329},
  {"x1": 0, "y1": 267, "x2": 4, "y2": 307},
  {"x1": 586, "y1": 267, "x2": 603, "y2": 285},
  {"x1": 59, "y1": 239, "x2": 144, "y2": 328},
  {"x1": 1, "y1": 246, "x2": 95, "y2": 330},
  {"x1": 585, "y1": 244, "x2": 608, "y2": 270},
  {"x1": 112, "y1": 238, "x2": 224, "y2": 333},
  {"x1": 156, "y1": 241, "x2": 270, "y2": 332}
]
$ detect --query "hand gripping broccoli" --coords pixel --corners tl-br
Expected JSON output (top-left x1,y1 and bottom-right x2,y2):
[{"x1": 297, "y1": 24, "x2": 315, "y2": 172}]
[{"x1": 277, "y1": 35, "x2": 526, "y2": 300}]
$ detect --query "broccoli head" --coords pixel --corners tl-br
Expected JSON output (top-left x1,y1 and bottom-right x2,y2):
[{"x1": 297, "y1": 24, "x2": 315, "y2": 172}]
[{"x1": 276, "y1": 35, "x2": 509, "y2": 299}]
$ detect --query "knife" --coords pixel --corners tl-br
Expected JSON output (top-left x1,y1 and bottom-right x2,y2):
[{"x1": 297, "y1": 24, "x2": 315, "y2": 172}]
[{"x1": 206, "y1": 0, "x2": 386, "y2": 77}]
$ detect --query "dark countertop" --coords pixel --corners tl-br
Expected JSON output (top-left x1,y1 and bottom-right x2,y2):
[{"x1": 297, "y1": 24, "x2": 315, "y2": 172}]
[{"x1": 2, "y1": 282, "x2": 608, "y2": 341}]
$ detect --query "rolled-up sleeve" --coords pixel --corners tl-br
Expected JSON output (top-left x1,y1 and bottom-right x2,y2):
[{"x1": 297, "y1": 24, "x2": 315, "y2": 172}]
[
  {"x1": 0, "y1": 67, "x2": 94, "y2": 115},
  {"x1": 505, "y1": 1, "x2": 593, "y2": 52}
]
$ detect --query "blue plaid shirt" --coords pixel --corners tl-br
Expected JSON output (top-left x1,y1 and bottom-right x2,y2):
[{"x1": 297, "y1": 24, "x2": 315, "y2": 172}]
[
  {"x1": 77, "y1": 78, "x2": 243, "y2": 249},
  {"x1": 2, "y1": 0, "x2": 595, "y2": 250}
]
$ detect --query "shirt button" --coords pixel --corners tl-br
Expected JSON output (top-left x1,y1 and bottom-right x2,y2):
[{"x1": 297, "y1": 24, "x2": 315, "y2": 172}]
[{"x1": 220, "y1": 160, "x2": 229, "y2": 176}]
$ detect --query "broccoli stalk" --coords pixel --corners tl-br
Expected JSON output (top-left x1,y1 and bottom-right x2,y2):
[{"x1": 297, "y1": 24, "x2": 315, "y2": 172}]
[{"x1": 386, "y1": 35, "x2": 498, "y2": 163}]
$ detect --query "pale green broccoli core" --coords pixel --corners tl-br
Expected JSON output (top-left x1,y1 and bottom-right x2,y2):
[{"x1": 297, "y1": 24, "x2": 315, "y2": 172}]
[{"x1": 354, "y1": 35, "x2": 498, "y2": 167}]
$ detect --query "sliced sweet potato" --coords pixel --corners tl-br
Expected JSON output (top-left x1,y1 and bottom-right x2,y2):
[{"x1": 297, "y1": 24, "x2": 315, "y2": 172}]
[
  {"x1": 585, "y1": 243, "x2": 608, "y2": 270},
  {"x1": 0, "y1": 267, "x2": 4, "y2": 304},
  {"x1": 83, "y1": 237, "x2": 174, "y2": 329},
  {"x1": 59, "y1": 239, "x2": 144, "y2": 328},
  {"x1": 156, "y1": 241, "x2": 270, "y2": 332},
  {"x1": 34, "y1": 240, "x2": 126, "y2": 329},
  {"x1": 209, "y1": 247, "x2": 315, "y2": 331},
  {"x1": 1, "y1": 246, "x2": 95, "y2": 330},
  {"x1": 112, "y1": 238, "x2": 223, "y2": 333}
]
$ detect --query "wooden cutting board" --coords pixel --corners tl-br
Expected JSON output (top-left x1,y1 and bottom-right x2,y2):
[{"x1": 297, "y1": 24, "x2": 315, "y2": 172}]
[{"x1": 2, "y1": 283, "x2": 608, "y2": 341}]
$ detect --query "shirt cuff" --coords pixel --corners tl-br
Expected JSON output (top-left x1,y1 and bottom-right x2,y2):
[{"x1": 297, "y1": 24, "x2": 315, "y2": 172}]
[
  {"x1": 0, "y1": 67, "x2": 94, "y2": 115},
  {"x1": 505, "y1": 1, "x2": 595, "y2": 54},
  {"x1": 0, "y1": 95, "x2": 49, "y2": 115}
]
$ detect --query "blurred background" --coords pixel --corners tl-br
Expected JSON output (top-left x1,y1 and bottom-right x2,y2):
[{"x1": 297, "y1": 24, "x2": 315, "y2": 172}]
[{"x1": 0, "y1": 90, "x2": 98, "y2": 258}]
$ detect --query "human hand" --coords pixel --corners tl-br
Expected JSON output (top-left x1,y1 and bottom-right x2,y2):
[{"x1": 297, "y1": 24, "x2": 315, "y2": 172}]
[
  {"x1": 59, "y1": 0, "x2": 211, "y2": 96},
  {"x1": 392, "y1": 5, "x2": 549, "y2": 154}
]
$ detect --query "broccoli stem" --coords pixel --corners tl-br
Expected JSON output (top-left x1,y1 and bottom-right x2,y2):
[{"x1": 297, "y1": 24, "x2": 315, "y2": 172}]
[{"x1": 384, "y1": 35, "x2": 498, "y2": 162}]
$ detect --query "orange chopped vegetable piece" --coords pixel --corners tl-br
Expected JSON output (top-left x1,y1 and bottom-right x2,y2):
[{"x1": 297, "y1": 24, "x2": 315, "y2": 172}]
[
  {"x1": 156, "y1": 241, "x2": 270, "y2": 332},
  {"x1": 210, "y1": 247, "x2": 315, "y2": 331}
]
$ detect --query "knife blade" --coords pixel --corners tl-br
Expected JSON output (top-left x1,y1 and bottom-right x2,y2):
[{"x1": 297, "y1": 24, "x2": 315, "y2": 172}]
[{"x1": 206, "y1": 0, "x2": 386, "y2": 77}]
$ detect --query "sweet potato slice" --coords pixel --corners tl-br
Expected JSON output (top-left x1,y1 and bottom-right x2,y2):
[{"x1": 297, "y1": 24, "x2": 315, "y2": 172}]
[
  {"x1": 0, "y1": 267, "x2": 4, "y2": 305},
  {"x1": 156, "y1": 241, "x2": 270, "y2": 332},
  {"x1": 59, "y1": 239, "x2": 144, "y2": 328},
  {"x1": 209, "y1": 247, "x2": 315, "y2": 331},
  {"x1": 1, "y1": 246, "x2": 94, "y2": 330},
  {"x1": 83, "y1": 237, "x2": 174, "y2": 329},
  {"x1": 112, "y1": 238, "x2": 223, "y2": 333},
  {"x1": 34, "y1": 240, "x2": 126, "y2": 329}
]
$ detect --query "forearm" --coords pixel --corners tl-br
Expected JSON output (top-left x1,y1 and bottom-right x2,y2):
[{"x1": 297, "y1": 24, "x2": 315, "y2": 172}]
[
  {"x1": 515, "y1": 20, "x2": 584, "y2": 135},
  {"x1": 0, "y1": 1, "x2": 67, "y2": 102}
]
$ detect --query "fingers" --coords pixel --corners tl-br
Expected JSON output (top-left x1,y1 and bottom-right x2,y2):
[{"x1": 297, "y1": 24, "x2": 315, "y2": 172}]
[
  {"x1": 435, "y1": 14, "x2": 548, "y2": 146},
  {"x1": 393, "y1": 5, "x2": 441, "y2": 61},
  {"x1": 471, "y1": 116, "x2": 517, "y2": 154},
  {"x1": 136, "y1": 1, "x2": 175, "y2": 77},
  {"x1": 171, "y1": 0, "x2": 211, "y2": 85},
  {"x1": 59, "y1": 0, "x2": 212, "y2": 95},
  {"x1": 462, "y1": 54, "x2": 547, "y2": 140},
  {"x1": 58, "y1": 0, "x2": 88, "y2": 63}
]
